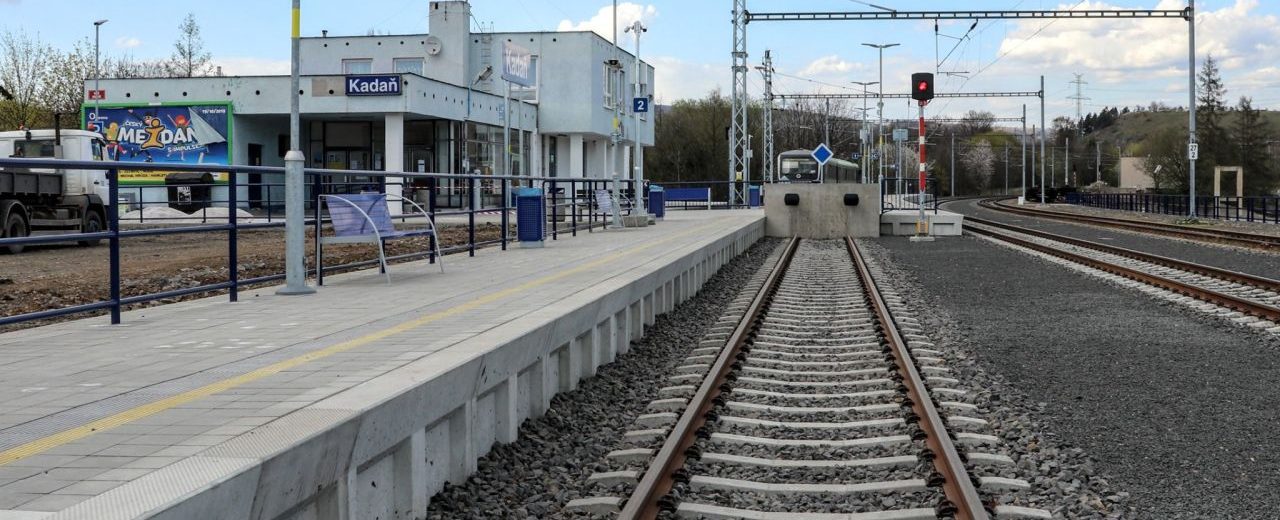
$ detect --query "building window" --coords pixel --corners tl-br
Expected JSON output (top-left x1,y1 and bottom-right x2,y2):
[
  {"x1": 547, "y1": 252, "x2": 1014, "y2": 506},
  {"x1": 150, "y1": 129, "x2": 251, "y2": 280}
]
[
  {"x1": 393, "y1": 57, "x2": 423, "y2": 76},
  {"x1": 603, "y1": 65, "x2": 618, "y2": 109},
  {"x1": 343, "y1": 59, "x2": 372, "y2": 75}
]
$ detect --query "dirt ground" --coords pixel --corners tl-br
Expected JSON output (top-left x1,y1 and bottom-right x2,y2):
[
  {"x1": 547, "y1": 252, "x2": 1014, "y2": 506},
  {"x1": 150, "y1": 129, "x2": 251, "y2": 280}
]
[{"x1": 0, "y1": 223, "x2": 505, "y2": 331}]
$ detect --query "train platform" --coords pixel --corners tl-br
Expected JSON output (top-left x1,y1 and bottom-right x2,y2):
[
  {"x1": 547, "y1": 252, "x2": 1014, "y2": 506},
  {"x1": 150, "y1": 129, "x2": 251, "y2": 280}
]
[{"x1": 0, "y1": 209, "x2": 765, "y2": 520}]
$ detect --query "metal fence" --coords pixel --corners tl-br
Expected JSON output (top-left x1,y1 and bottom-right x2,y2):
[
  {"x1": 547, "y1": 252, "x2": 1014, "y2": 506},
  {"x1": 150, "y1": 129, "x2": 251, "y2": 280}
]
[
  {"x1": 879, "y1": 176, "x2": 940, "y2": 214},
  {"x1": 1067, "y1": 192, "x2": 1280, "y2": 224},
  {"x1": 0, "y1": 157, "x2": 638, "y2": 327}
]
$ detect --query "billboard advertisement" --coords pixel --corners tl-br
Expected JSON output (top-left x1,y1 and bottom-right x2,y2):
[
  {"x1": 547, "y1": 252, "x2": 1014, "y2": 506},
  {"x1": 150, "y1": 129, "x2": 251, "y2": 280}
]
[{"x1": 82, "y1": 103, "x2": 233, "y2": 185}]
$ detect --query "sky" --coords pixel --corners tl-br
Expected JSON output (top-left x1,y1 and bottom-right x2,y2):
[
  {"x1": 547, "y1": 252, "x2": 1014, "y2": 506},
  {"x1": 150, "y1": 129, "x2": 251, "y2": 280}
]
[{"x1": 3, "y1": 0, "x2": 1279, "y2": 123}]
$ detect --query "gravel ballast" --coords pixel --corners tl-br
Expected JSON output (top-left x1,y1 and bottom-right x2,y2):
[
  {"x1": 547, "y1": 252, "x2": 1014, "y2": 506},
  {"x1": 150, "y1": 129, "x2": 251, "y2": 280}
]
[
  {"x1": 424, "y1": 237, "x2": 783, "y2": 519},
  {"x1": 870, "y1": 234, "x2": 1280, "y2": 519},
  {"x1": 946, "y1": 198, "x2": 1280, "y2": 279}
]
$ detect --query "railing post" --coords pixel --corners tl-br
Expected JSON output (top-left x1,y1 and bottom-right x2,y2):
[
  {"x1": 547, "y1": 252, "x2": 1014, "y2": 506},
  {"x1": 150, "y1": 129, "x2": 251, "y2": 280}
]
[
  {"x1": 468, "y1": 176, "x2": 477, "y2": 257},
  {"x1": 108, "y1": 168, "x2": 121, "y2": 325},
  {"x1": 427, "y1": 176, "x2": 437, "y2": 264},
  {"x1": 228, "y1": 170, "x2": 239, "y2": 302},
  {"x1": 313, "y1": 172, "x2": 324, "y2": 286},
  {"x1": 500, "y1": 178, "x2": 509, "y2": 251},
  {"x1": 550, "y1": 179, "x2": 559, "y2": 241},
  {"x1": 569, "y1": 180, "x2": 577, "y2": 237}
]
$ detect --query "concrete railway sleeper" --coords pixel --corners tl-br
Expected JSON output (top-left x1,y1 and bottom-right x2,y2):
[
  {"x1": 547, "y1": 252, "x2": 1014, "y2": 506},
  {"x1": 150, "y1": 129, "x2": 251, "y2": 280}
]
[
  {"x1": 566, "y1": 238, "x2": 1051, "y2": 520},
  {"x1": 964, "y1": 219, "x2": 1280, "y2": 329}
]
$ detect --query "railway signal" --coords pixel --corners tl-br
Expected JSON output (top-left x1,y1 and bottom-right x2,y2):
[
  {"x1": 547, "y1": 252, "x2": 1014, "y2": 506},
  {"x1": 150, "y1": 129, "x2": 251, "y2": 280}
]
[{"x1": 912, "y1": 72, "x2": 935, "y2": 102}]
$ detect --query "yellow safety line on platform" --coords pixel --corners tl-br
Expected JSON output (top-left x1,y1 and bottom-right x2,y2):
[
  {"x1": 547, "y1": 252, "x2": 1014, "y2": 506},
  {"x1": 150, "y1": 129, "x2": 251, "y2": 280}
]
[{"x1": 0, "y1": 218, "x2": 739, "y2": 466}]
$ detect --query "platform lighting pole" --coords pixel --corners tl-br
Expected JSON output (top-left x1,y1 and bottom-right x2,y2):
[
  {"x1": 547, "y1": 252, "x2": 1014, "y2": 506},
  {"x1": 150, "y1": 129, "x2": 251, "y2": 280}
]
[
  {"x1": 852, "y1": 80, "x2": 878, "y2": 182},
  {"x1": 950, "y1": 132, "x2": 955, "y2": 197},
  {"x1": 863, "y1": 42, "x2": 898, "y2": 182},
  {"x1": 1021, "y1": 104, "x2": 1027, "y2": 199},
  {"x1": 1040, "y1": 75, "x2": 1047, "y2": 204},
  {"x1": 627, "y1": 20, "x2": 648, "y2": 215},
  {"x1": 278, "y1": 0, "x2": 314, "y2": 296},
  {"x1": 93, "y1": 20, "x2": 107, "y2": 127}
]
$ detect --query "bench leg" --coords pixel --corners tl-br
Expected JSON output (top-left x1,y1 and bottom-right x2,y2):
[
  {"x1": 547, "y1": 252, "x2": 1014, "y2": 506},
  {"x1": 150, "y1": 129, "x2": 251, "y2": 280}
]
[{"x1": 377, "y1": 239, "x2": 391, "y2": 284}]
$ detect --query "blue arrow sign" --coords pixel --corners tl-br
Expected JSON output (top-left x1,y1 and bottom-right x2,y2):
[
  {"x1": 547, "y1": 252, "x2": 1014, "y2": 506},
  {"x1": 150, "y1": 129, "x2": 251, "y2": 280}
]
[{"x1": 811, "y1": 143, "x2": 833, "y2": 165}]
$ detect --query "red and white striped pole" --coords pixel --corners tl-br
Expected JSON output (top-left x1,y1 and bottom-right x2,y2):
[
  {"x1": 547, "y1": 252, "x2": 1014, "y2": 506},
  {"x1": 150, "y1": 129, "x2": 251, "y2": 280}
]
[{"x1": 915, "y1": 100, "x2": 930, "y2": 239}]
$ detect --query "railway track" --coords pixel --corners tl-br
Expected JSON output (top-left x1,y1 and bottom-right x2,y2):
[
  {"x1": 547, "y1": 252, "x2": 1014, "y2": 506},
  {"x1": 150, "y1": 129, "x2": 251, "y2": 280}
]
[
  {"x1": 976, "y1": 198, "x2": 1280, "y2": 250},
  {"x1": 964, "y1": 216, "x2": 1280, "y2": 326},
  {"x1": 569, "y1": 238, "x2": 1050, "y2": 519}
]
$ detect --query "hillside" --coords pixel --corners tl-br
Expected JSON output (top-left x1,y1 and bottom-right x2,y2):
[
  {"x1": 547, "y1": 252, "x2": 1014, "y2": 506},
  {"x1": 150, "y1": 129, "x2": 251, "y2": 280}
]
[{"x1": 1088, "y1": 109, "x2": 1280, "y2": 151}]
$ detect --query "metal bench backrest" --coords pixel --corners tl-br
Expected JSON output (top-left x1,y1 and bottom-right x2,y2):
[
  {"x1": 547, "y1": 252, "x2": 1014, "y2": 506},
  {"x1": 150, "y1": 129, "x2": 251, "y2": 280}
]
[
  {"x1": 327, "y1": 193, "x2": 395, "y2": 237},
  {"x1": 665, "y1": 187, "x2": 711, "y2": 201}
]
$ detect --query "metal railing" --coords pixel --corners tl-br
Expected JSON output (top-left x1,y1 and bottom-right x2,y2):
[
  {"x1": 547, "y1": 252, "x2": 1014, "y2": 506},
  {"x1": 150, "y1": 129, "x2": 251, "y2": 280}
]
[
  {"x1": 1067, "y1": 192, "x2": 1280, "y2": 224},
  {"x1": 0, "y1": 157, "x2": 636, "y2": 327},
  {"x1": 880, "y1": 176, "x2": 939, "y2": 214}
]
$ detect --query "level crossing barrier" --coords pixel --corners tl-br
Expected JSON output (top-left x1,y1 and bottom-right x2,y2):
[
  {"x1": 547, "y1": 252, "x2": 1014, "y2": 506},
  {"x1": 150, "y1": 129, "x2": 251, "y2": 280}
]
[{"x1": 0, "y1": 157, "x2": 636, "y2": 328}]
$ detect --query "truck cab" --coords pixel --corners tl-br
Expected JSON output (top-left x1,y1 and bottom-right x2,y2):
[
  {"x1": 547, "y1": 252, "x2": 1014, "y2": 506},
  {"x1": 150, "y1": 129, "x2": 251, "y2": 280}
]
[{"x1": 0, "y1": 129, "x2": 109, "y2": 253}]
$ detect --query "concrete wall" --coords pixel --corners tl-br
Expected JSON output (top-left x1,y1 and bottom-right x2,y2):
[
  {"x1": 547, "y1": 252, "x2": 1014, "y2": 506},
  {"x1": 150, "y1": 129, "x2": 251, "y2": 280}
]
[
  {"x1": 764, "y1": 183, "x2": 881, "y2": 238},
  {"x1": 78, "y1": 218, "x2": 765, "y2": 520},
  {"x1": 1119, "y1": 157, "x2": 1154, "y2": 190}
]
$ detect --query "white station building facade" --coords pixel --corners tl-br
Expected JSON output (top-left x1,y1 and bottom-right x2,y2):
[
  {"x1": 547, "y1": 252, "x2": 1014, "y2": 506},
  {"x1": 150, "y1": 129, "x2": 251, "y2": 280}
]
[{"x1": 86, "y1": 0, "x2": 654, "y2": 211}]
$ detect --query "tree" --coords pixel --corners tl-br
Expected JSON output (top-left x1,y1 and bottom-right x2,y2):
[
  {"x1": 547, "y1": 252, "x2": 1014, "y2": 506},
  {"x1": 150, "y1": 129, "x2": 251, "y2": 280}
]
[
  {"x1": 0, "y1": 29, "x2": 55, "y2": 130},
  {"x1": 958, "y1": 110, "x2": 994, "y2": 137},
  {"x1": 960, "y1": 138, "x2": 995, "y2": 191},
  {"x1": 1232, "y1": 97, "x2": 1276, "y2": 194},
  {"x1": 1138, "y1": 126, "x2": 1189, "y2": 192},
  {"x1": 168, "y1": 13, "x2": 212, "y2": 77},
  {"x1": 42, "y1": 38, "x2": 95, "y2": 125},
  {"x1": 1196, "y1": 54, "x2": 1230, "y2": 183}
]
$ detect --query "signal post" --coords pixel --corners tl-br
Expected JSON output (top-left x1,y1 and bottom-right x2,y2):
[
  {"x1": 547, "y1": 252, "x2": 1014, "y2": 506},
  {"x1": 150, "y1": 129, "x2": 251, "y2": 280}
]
[{"x1": 910, "y1": 72, "x2": 935, "y2": 242}]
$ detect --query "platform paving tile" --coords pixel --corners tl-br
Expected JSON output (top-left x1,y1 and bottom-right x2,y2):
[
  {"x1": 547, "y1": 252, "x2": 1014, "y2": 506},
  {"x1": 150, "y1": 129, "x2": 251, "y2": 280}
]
[{"x1": 0, "y1": 210, "x2": 761, "y2": 514}]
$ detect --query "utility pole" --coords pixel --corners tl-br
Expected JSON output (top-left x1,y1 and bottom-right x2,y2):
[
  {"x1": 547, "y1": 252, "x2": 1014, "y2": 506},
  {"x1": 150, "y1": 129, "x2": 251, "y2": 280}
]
[
  {"x1": 1096, "y1": 141, "x2": 1101, "y2": 184},
  {"x1": 1065, "y1": 137, "x2": 1070, "y2": 186},
  {"x1": 1031, "y1": 125, "x2": 1037, "y2": 189},
  {"x1": 863, "y1": 42, "x2": 899, "y2": 182},
  {"x1": 1005, "y1": 144, "x2": 1009, "y2": 195},
  {"x1": 852, "y1": 80, "x2": 878, "y2": 182},
  {"x1": 278, "y1": 0, "x2": 313, "y2": 295},
  {"x1": 758, "y1": 50, "x2": 775, "y2": 183},
  {"x1": 1021, "y1": 104, "x2": 1027, "y2": 199},
  {"x1": 1040, "y1": 75, "x2": 1047, "y2": 204},
  {"x1": 950, "y1": 132, "x2": 956, "y2": 197},
  {"x1": 1187, "y1": 0, "x2": 1199, "y2": 219},
  {"x1": 93, "y1": 20, "x2": 107, "y2": 127},
  {"x1": 1069, "y1": 73, "x2": 1089, "y2": 138},
  {"x1": 1051, "y1": 146, "x2": 1056, "y2": 187}
]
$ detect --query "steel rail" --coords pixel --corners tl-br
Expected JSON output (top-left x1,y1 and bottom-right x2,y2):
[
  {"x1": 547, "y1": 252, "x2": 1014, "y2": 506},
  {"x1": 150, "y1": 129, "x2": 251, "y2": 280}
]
[
  {"x1": 966, "y1": 224, "x2": 1280, "y2": 322},
  {"x1": 965, "y1": 215, "x2": 1280, "y2": 293},
  {"x1": 844, "y1": 238, "x2": 988, "y2": 520},
  {"x1": 978, "y1": 198, "x2": 1280, "y2": 250},
  {"x1": 619, "y1": 237, "x2": 799, "y2": 520}
]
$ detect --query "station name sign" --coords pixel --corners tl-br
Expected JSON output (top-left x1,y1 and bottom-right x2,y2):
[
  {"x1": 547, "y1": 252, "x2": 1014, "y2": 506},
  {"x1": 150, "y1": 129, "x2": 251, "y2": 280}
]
[
  {"x1": 345, "y1": 75, "x2": 402, "y2": 96},
  {"x1": 501, "y1": 41, "x2": 534, "y2": 87}
]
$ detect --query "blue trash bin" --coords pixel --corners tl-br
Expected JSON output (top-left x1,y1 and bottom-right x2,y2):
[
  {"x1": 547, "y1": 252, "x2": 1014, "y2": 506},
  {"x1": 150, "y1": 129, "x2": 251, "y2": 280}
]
[
  {"x1": 748, "y1": 185, "x2": 762, "y2": 207},
  {"x1": 648, "y1": 185, "x2": 665, "y2": 220},
  {"x1": 515, "y1": 187, "x2": 544, "y2": 248}
]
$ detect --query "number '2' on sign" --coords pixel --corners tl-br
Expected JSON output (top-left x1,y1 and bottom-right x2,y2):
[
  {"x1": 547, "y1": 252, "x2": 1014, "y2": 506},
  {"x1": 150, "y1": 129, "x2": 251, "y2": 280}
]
[{"x1": 633, "y1": 97, "x2": 649, "y2": 113}]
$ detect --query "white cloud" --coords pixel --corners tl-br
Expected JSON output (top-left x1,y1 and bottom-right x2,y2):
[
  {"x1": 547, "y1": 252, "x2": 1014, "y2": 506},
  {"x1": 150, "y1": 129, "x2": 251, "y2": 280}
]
[
  {"x1": 995, "y1": 0, "x2": 1280, "y2": 83},
  {"x1": 114, "y1": 36, "x2": 142, "y2": 49},
  {"x1": 798, "y1": 55, "x2": 866, "y2": 77},
  {"x1": 214, "y1": 57, "x2": 290, "y2": 76},
  {"x1": 556, "y1": 2, "x2": 658, "y2": 45},
  {"x1": 648, "y1": 55, "x2": 724, "y2": 103}
]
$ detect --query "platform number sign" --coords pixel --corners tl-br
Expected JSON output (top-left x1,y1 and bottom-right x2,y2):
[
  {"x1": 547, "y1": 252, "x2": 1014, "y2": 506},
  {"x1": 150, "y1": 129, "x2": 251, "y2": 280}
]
[
  {"x1": 1188, "y1": 142, "x2": 1199, "y2": 161},
  {"x1": 633, "y1": 97, "x2": 650, "y2": 113}
]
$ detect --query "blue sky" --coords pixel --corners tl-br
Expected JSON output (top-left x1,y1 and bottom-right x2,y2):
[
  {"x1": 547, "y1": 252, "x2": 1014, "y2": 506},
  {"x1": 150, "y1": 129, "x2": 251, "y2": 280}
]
[{"x1": 4, "y1": 0, "x2": 1279, "y2": 121}]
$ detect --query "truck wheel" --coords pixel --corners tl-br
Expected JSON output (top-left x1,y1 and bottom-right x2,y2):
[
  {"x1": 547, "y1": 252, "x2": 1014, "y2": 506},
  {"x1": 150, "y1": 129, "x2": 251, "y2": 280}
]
[
  {"x1": 78, "y1": 211, "x2": 104, "y2": 247},
  {"x1": 3, "y1": 212, "x2": 27, "y2": 254}
]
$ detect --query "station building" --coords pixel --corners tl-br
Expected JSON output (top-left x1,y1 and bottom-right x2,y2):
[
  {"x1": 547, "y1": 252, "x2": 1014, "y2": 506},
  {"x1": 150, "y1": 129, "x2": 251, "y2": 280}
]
[{"x1": 86, "y1": 1, "x2": 655, "y2": 212}]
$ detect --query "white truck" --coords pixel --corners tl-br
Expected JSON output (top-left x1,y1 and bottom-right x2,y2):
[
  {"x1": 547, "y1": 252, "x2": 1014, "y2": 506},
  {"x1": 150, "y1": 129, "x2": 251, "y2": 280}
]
[{"x1": 0, "y1": 129, "x2": 109, "y2": 253}]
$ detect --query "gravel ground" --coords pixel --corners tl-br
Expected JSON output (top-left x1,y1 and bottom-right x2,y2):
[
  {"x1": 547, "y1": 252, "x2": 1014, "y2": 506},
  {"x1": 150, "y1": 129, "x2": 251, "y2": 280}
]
[
  {"x1": 423, "y1": 237, "x2": 783, "y2": 519},
  {"x1": 868, "y1": 234, "x2": 1280, "y2": 519},
  {"x1": 945, "y1": 198, "x2": 1280, "y2": 279}
]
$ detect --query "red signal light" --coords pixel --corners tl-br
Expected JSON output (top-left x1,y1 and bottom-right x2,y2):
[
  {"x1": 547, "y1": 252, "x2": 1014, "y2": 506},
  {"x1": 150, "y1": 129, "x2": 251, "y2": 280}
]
[{"x1": 911, "y1": 72, "x2": 934, "y2": 101}]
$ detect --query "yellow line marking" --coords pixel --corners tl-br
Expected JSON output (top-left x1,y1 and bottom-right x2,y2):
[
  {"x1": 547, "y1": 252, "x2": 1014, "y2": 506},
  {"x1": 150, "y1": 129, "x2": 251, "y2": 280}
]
[{"x1": 0, "y1": 218, "x2": 737, "y2": 466}]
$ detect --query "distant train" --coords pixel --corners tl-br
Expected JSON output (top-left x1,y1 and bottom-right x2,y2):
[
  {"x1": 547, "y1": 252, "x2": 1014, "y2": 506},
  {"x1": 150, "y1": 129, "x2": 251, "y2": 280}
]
[{"x1": 776, "y1": 149, "x2": 859, "y2": 183}]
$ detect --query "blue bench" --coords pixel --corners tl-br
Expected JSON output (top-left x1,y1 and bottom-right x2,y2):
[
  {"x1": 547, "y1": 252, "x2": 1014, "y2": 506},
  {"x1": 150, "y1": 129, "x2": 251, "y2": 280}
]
[
  {"x1": 317, "y1": 193, "x2": 443, "y2": 284},
  {"x1": 665, "y1": 187, "x2": 712, "y2": 209}
]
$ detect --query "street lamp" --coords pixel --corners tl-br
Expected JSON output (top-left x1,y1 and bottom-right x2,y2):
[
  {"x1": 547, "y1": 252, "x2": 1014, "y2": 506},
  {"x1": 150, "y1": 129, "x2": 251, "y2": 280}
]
[
  {"x1": 625, "y1": 20, "x2": 648, "y2": 216},
  {"x1": 862, "y1": 43, "x2": 898, "y2": 183},
  {"x1": 851, "y1": 80, "x2": 878, "y2": 183},
  {"x1": 93, "y1": 19, "x2": 108, "y2": 130}
]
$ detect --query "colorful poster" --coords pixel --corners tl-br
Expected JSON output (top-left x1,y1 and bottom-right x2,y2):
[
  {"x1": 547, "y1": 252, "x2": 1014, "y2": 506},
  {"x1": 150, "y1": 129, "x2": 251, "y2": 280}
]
[{"x1": 82, "y1": 103, "x2": 233, "y2": 185}]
